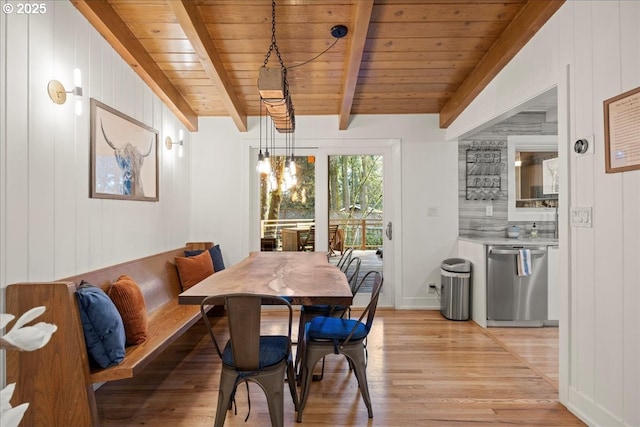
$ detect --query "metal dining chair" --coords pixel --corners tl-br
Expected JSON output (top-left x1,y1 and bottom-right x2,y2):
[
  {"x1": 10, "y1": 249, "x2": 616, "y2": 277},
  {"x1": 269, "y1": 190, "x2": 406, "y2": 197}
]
[
  {"x1": 294, "y1": 257, "x2": 361, "y2": 380},
  {"x1": 296, "y1": 271, "x2": 384, "y2": 422},
  {"x1": 200, "y1": 293, "x2": 298, "y2": 427},
  {"x1": 336, "y1": 247, "x2": 354, "y2": 271}
]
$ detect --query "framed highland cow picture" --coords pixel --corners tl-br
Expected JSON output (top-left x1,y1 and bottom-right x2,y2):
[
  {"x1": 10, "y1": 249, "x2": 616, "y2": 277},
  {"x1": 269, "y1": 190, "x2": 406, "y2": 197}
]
[{"x1": 90, "y1": 98, "x2": 159, "y2": 201}]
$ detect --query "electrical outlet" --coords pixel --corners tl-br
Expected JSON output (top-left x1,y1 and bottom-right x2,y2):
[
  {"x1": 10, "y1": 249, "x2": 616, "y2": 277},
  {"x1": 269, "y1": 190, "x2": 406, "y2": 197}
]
[
  {"x1": 486, "y1": 205, "x2": 493, "y2": 217},
  {"x1": 428, "y1": 282, "x2": 437, "y2": 294}
]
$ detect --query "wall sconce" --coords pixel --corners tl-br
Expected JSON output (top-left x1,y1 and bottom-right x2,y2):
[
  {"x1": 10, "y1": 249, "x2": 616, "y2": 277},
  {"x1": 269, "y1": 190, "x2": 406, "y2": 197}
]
[
  {"x1": 47, "y1": 68, "x2": 83, "y2": 115},
  {"x1": 165, "y1": 129, "x2": 184, "y2": 158}
]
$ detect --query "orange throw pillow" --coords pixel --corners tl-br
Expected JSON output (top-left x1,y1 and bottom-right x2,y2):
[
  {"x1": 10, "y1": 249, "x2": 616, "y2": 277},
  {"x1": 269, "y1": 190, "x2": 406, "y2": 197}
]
[
  {"x1": 107, "y1": 275, "x2": 148, "y2": 345},
  {"x1": 175, "y1": 249, "x2": 214, "y2": 291}
]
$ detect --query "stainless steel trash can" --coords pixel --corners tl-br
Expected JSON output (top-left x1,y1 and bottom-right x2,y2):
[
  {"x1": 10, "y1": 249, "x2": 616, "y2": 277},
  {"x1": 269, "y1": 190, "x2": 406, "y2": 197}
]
[{"x1": 440, "y1": 258, "x2": 471, "y2": 320}]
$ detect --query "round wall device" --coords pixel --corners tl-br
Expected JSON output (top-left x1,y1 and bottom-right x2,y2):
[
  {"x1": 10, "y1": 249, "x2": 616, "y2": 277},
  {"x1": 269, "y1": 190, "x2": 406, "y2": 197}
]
[
  {"x1": 574, "y1": 139, "x2": 589, "y2": 154},
  {"x1": 331, "y1": 25, "x2": 348, "y2": 38}
]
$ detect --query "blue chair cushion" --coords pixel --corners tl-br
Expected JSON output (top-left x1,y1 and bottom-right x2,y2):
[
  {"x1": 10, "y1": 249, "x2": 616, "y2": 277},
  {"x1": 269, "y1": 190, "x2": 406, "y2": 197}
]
[
  {"x1": 221, "y1": 336, "x2": 289, "y2": 369},
  {"x1": 184, "y1": 244, "x2": 225, "y2": 272},
  {"x1": 76, "y1": 282, "x2": 126, "y2": 369},
  {"x1": 307, "y1": 316, "x2": 368, "y2": 342}
]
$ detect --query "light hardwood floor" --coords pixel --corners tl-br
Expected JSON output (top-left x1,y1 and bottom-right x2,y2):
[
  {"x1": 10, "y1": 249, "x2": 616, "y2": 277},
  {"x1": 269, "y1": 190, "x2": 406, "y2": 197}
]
[{"x1": 96, "y1": 310, "x2": 583, "y2": 426}]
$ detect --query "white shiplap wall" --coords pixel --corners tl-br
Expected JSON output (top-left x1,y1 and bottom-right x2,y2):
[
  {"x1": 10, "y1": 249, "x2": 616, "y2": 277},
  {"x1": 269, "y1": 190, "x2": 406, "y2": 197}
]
[
  {"x1": 1, "y1": 0, "x2": 192, "y2": 385},
  {"x1": 1, "y1": 0, "x2": 191, "y2": 285},
  {"x1": 447, "y1": 2, "x2": 640, "y2": 426}
]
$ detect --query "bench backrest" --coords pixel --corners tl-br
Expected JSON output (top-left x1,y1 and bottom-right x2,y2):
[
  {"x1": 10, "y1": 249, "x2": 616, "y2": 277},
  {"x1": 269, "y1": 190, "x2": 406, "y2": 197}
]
[
  {"x1": 5, "y1": 242, "x2": 212, "y2": 427},
  {"x1": 62, "y1": 242, "x2": 212, "y2": 313}
]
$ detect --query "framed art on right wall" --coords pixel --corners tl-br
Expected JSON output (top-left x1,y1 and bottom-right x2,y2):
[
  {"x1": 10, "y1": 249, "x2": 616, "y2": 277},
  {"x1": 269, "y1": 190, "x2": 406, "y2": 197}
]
[{"x1": 603, "y1": 86, "x2": 640, "y2": 173}]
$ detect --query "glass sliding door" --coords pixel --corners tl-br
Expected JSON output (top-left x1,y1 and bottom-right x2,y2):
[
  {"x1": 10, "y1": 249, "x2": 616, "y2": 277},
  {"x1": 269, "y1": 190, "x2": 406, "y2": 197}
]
[
  {"x1": 250, "y1": 141, "x2": 399, "y2": 308},
  {"x1": 258, "y1": 154, "x2": 315, "y2": 252},
  {"x1": 328, "y1": 155, "x2": 384, "y2": 302}
]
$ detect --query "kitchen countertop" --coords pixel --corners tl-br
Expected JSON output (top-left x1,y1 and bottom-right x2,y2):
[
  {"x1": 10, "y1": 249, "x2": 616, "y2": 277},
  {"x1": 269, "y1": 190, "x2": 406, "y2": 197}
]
[{"x1": 458, "y1": 236, "x2": 559, "y2": 246}]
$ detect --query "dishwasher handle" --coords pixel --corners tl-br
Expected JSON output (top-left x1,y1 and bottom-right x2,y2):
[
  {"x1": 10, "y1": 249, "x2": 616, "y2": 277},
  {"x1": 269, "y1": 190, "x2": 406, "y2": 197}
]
[{"x1": 489, "y1": 248, "x2": 547, "y2": 255}]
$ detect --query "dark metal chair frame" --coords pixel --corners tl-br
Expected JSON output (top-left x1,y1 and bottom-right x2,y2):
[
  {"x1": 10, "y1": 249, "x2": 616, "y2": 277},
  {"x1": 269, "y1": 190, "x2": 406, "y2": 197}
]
[
  {"x1": 296, "y1": 271, "x2": 384, "y2": 422},
  {"x1": 200, "y1": 293, "x2": 298, "y2": 427}
]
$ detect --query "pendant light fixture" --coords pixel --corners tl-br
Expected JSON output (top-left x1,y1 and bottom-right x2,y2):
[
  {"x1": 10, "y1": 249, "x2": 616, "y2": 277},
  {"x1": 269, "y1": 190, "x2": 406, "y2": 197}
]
[{"x1": 257, "y1": 0, "x2": 295, "y2": 176}]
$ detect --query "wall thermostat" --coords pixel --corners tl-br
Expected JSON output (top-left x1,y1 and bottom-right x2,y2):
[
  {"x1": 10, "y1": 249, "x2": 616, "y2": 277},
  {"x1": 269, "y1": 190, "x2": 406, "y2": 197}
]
[{"x1": 574, "y1": 139, "x2": 589, "y2": 154}]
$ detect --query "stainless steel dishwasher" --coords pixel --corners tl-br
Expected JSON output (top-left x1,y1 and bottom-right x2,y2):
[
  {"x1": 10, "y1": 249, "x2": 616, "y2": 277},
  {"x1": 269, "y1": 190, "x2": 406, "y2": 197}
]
[{"x1": 486, "y1": 245, "x2": 548, "y2": 327}]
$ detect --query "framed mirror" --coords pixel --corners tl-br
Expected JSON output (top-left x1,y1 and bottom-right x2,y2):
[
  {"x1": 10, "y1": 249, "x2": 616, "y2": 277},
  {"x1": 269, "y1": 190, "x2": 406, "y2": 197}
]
[{"x1": 507, "y1": 135, "x2": 558, "y2": 221}]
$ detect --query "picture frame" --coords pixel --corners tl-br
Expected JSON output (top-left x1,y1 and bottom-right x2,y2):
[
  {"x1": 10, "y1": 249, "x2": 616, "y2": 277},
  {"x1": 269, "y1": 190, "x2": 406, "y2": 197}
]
[
  {"x1": 603, "y1": 86, "x2": 640, "y2": 174},
  {"x1": 90, "y1": 98, "x2": 159, "y2": 201}
]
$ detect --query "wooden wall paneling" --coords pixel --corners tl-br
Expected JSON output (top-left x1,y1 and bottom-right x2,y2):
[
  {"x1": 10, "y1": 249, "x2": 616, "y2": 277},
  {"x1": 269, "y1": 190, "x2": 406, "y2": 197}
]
[
  {"x1": 144, "y1": 87, "x2": 156, "y2": 244},
  {"x1": 136, "y1": 70, "x2": 149, "y2": 127},
  {"x1": 120, "y1": 64, "x2": 144, "y2": 258},
  {"x1": 566, "y1": 9, "x2": 580, "y2": 395},
  {"x1": 71, "y1": 12, "x2": 92, "y2": 277},
  {"x1": 86, "y1": 21, "x2": 106, "y2": 274},
  {"x1": 0, "y1": 10, "x2": 6, "y2": 288},
  {"x1": 28, "y1": 9, "x2": 56, "y2": 281},
  {"x1": 53, "y1": 3, "x2": 79, "y2": 280},
  {"x1": 0, "y1": 7, "x2": 5, "y2": 389},
  {"x1": 5, "y1": 15, "x2": 30, "y2": 284},
  {"x1": 99, "y1": 46, "x2": 117, "y2": 264},
  {"x1": 619, "y1": 3, "x2": 640, "y2": 424},
  {"x1": 159, "y1": 106, "x2": 173, "y2": 250},
  {"x1": 591, "y1": 2, "x2": 624, "y2": 416},
  {"x1": 571, "y1": 0, "x2": 596, "y2": 399}
]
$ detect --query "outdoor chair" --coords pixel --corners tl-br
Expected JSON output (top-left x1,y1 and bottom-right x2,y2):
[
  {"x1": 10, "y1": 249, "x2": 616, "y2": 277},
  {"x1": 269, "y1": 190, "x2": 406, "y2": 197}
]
[
  {"x1": 328, "y1": 224, "x2": 341, "y2": 256},
  {"x1": 301, "y1": 225, "x2": 315, "y2": 251},
  {"x1": 296, "y1": 271, "x2": 384, "y2": 422},
  {"x1": 200, "y1": 293, "x2": 298, "y2": 427}
]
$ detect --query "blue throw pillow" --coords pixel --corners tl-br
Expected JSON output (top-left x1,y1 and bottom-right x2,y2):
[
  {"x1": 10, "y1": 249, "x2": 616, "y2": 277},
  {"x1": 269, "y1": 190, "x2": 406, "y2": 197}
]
[
  {"x1": 185, "y1": 244, "x2": 225, "y2": 272},
  {"x1": 76, "y1": 282, "x2": 126, "y2": 369}
]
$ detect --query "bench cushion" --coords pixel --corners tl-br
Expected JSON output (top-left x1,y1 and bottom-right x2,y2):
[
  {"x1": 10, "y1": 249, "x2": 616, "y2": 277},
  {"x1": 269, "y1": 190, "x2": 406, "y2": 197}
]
[
  {"x1": 175, "y1": 249, "x2": 214, "y2": 291},
  {"x1": 107, "y1": 275, "x2": 148, "y2": 345},
  {"x1": 76, "y1": 282, "x2": 126, "y2": 368}
]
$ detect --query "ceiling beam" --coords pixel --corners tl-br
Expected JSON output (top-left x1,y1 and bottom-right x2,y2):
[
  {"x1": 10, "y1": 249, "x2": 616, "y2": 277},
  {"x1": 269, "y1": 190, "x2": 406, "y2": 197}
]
[
  {"x1": 71, "y1": 0, "x2": 199, "y2": 132},
  {"x1": 438, "y1": 0, "x2": 565, "y2": 129},
  {"x1": 168, "y1": 1, "x2": 247, "y2": 132},
  {"x1": 338, "y1": 0, "x2": 374, "y2": 130}
]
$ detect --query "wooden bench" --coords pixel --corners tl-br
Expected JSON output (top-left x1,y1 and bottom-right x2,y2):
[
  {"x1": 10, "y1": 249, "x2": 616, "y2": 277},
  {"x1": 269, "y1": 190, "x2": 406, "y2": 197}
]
[{"x1": 5, "y1": 242, "x2": 216, "y2": 427}]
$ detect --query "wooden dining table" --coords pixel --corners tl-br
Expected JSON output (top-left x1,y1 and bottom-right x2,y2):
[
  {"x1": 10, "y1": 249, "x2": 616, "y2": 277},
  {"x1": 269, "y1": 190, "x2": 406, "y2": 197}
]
[{"x1": 178, "y1": 251, "x2": 352, "y2": 306}]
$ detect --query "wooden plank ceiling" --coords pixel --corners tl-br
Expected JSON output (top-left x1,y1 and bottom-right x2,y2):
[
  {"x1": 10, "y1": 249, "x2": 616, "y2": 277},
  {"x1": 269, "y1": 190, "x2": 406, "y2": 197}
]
[{"x1": 71, "y1": 0, "x2": 564, "y2": 132}]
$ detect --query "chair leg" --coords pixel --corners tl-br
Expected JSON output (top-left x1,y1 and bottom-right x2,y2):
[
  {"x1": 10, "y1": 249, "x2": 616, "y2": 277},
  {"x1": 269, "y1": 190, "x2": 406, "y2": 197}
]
[
  {"x1": 264, "y1": 385, "x2": 284, "y2": 427},
  {"x1": 296, "y1": 351, "x2": 326, "y2": 423},
  {"x1": 253, "y1": 365, "x2": 288, "y2": 427},
  {"x1": 294, "y1": 316, "x2": 306, "y2": 377},
  {"x1": 314, "y1": 356, "x2": 326, "y2": 381},
  {"x1": 214, "y1": 369, "x2": 237, "y2": 427},
  {"x1": 286, "y1": 358, "x2": 299, "y2": 411},
  {"x1": 341, "y1": 347, "x2": 373, "y2": 418}
]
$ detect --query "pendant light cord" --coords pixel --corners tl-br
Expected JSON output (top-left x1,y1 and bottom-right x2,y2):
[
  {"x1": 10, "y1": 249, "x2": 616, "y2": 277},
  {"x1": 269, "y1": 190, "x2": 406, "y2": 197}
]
[{"x1": 286, "y1": 37, "x2": 340, "y2": 70}]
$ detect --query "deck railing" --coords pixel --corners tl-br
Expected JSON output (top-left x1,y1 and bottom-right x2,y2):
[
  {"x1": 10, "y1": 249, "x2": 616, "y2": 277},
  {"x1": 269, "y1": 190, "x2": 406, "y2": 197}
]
[{"x1": 260, "y1": 218, "x2": 382, "y2": 250}]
